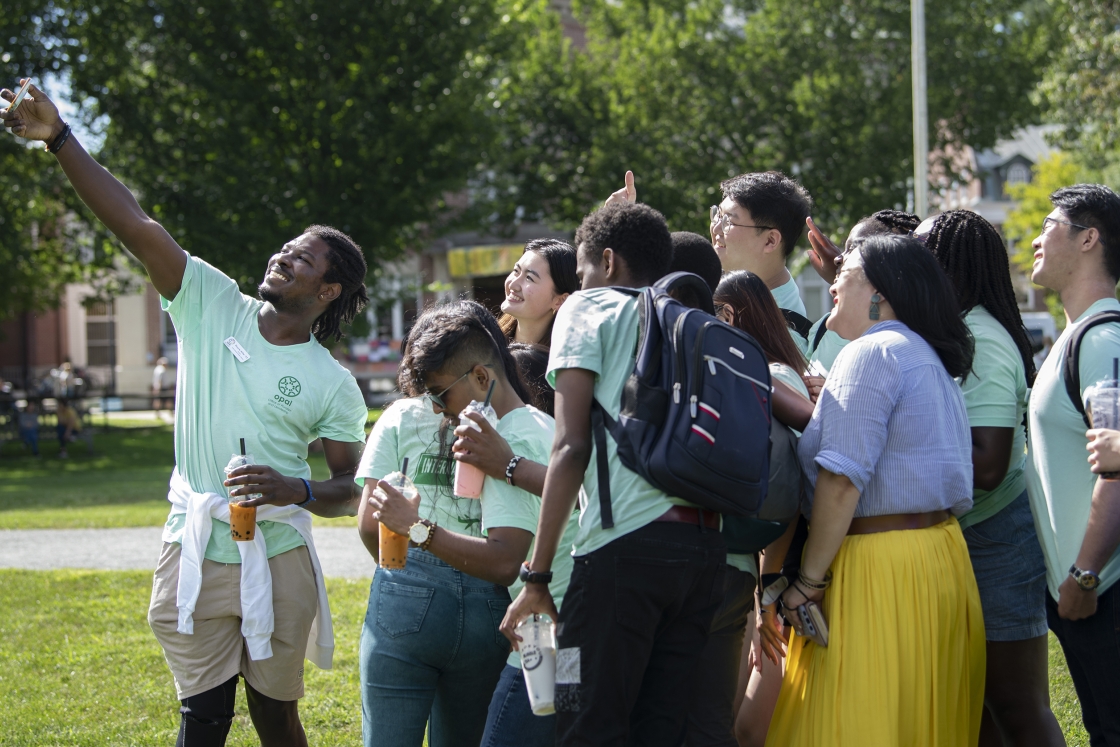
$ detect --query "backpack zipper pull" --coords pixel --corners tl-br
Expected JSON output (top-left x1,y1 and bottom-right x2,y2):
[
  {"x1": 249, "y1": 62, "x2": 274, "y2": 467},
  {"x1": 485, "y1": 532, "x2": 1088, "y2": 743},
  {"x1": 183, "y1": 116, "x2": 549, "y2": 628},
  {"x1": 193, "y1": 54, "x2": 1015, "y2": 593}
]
[
  {"x1": 708, "y1": 358, "x2": 717, "y2": 375},
  {"x1": 690, "y1": 394, "x2": 697, "y2": 418},
  {"x1": 674, "y1": 382, "x2": 681, "y2": 404}
]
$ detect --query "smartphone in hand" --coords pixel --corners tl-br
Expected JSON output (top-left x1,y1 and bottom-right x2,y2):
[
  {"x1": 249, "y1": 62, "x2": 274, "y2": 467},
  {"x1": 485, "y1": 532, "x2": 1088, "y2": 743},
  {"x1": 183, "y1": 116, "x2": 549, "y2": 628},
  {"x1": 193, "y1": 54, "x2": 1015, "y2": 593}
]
[{"x1": 4, "y1": 79, "x2": 33, "y2": 113}]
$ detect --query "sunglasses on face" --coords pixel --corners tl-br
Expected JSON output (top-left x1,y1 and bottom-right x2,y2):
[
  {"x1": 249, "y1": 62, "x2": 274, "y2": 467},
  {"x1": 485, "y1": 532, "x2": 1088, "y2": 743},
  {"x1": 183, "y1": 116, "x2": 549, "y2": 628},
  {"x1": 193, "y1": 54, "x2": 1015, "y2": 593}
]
[{"x1": 427, "y1": 369, "x2": 474, "y2": 410}]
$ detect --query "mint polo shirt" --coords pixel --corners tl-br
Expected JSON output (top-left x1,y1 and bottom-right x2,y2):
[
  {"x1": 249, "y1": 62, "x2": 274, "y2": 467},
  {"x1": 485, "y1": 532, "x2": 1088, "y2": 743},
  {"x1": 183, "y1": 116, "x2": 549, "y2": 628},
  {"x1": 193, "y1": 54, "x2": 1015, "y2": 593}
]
[
  {"x1": 806, "y1": 316, "x2": 849, "y2": 375},
  {"x1": 479, "y1": 406, "x2": 579, "y2": 668},
  {"x1": 958, "y1": 306, "x2": 1029, "y2": 530},
  {"x1": 162, "y1": 256, "x2": 367, "y2": 562},
  {"x1": 547, "y1": 288, "x2": 692, "y2": 557},
  {"x1": 1027, "y1": 298, "x2": 1120, "y2": 597}
]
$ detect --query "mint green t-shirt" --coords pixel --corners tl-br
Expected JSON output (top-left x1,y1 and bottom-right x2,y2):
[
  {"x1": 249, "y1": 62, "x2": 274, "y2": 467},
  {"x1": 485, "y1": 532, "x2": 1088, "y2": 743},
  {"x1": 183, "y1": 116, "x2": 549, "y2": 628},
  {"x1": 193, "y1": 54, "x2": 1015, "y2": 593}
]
[
  {"x1": 1027, "y1": 298, "x2": 1120, "y2": 598},
  {"x1": 162, "y1": 256, "x2": 368, "y2": 562},
  {"x1": 547, "y1": 288, "x2": 689, "y2": 557},
  {"x1": 772, "y1": 276, "x2": 809, "y2": 356},
  {"x1": 355, "y1": 396, "x2": 483, "y2": 537},
  {"x1": 958, "y1": 306, "x2": 1029, "y2": 530},
  {"x1": 479, "y1": 406, "x2": 579, "y2": 668},
  {"x1": 806, "y1": 316, "x2": 849, "y2": 375}
]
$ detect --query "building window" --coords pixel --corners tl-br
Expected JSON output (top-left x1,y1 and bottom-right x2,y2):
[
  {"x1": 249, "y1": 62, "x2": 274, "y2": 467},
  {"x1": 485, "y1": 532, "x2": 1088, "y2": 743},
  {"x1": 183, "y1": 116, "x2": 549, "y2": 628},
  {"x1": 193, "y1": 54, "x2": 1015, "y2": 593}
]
[
  {"x1": 86, "y1": 300, "x2": 116, "y2": 366},
  {"x1": 1006, "y1": 162, "x2": 1031, "y2": 186}
]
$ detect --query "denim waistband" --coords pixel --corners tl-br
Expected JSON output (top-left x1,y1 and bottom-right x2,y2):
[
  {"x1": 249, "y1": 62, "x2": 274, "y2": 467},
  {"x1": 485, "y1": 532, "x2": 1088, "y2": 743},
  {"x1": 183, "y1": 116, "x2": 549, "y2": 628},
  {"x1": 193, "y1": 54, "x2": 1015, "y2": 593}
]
[{"x1": 376, "y1": 547, "x2": 508, "y2": 594}]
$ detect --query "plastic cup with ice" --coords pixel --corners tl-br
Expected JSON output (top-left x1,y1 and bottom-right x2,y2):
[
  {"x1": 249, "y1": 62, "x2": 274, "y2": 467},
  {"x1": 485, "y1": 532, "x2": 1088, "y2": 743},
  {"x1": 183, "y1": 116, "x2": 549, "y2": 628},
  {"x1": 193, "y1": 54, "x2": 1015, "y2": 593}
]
[{"x1": 516, "y1": 613, "x2": 558, "y2": 716}]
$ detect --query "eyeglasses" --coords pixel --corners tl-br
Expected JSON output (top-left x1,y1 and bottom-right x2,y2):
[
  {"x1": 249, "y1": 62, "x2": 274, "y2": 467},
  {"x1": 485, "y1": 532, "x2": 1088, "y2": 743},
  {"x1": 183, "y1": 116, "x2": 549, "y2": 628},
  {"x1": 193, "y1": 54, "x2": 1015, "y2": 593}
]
[
  {"x1": 709, "y1": 205, "x2": 775, "y2": 236},
  {"x1": 1043, "y1": 216, "x2": 1091, "y2": 233},
  {"x1": 427, "y1": 369, "x2": 474, "y2": 410}
]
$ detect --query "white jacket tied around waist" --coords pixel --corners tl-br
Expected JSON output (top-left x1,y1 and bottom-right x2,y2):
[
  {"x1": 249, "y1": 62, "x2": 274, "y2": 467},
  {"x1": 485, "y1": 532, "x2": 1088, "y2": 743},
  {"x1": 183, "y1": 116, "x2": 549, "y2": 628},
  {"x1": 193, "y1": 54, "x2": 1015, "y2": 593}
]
[{"x1": 163, "y1": 468, "x2": 334, "y2": 668}]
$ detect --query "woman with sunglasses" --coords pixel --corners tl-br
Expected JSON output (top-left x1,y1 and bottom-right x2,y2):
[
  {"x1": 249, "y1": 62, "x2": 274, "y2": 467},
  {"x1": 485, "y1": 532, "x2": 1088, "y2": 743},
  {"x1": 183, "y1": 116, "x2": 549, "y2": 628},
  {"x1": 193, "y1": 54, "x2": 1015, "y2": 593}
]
[
  {"x1": 766, "y1": 234, "x2": 984, "y2": 747},
  {"x1": 359, "y1": 301, "x2": 579, "y2": 747}
]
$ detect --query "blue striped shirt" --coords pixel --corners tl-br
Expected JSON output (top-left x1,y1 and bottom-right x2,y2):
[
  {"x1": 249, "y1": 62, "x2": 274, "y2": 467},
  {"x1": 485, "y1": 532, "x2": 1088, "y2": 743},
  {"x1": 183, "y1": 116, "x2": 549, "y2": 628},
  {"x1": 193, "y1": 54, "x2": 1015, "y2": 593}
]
[{"x1": 798, "y1": 320, "x2": 974, "y2": 517}]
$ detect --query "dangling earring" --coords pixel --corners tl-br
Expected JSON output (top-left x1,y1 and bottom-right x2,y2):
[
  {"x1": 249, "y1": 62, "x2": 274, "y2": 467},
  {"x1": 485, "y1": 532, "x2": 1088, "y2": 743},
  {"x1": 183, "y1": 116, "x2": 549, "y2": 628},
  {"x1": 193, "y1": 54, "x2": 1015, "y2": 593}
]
[{"x1": 869, "y1": 293, "x2": 882, "y2": 321}]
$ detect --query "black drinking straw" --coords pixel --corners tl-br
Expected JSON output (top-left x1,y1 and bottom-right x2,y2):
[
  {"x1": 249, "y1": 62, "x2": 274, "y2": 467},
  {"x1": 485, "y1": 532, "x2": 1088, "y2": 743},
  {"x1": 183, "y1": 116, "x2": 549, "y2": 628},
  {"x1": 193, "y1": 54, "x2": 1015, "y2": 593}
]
[
  {"x1": 401, "y1": 457, "x2": 409, "y2": 477},
  {"x1": 240, "y1": 438, "x2": 246, "y2": 456},
  {"x1": 483, "y1": 379, "x2": 497, "y2": 408}
]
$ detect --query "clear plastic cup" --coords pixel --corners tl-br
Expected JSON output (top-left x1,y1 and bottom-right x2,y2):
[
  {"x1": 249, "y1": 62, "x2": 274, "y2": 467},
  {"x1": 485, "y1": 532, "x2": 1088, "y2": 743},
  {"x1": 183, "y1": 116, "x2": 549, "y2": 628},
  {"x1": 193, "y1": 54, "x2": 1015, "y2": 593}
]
[
  {"x1": 453, "y1": 399, "x2": 498, "y2": 499},
  {"x1": 377, "y1": 471, "x2": 418, "y2": 569},
  {"x1": 516, "y1": 613, "x2": 557, "y2": 716},
  {"x1": 224, "y1": 453, "x2": 259, "y2": 542},
  {"x1": 1086, "y1": 380, "x2": 1120, "y2": 479},
  {"x1": 1086, "y1": 381, "x2": 1120, "y2": 430}
]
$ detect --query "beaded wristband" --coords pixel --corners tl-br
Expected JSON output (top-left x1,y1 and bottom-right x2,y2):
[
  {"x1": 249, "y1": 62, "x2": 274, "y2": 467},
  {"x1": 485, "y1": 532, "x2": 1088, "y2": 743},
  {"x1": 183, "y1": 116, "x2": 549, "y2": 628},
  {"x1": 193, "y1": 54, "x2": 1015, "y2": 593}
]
[
  {"x1": 505, "y1": 455, "x2": 524, "y2": 486},
  {"x1": 297, "y1": 478, "x2": 316, "y2": 509}
]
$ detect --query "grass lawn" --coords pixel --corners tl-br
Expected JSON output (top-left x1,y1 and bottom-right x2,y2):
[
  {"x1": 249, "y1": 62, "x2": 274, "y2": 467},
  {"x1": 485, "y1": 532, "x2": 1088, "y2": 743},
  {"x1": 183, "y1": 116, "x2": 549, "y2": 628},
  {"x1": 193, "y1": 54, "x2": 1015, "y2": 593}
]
[
  {"x1": 0, "y1": 569, "x2": 1093, "y2": 745},
  {"x1": 0, "y1": 412, "x2": 381, "y2": 530},
  {"x1": 0, "y1": 570, "x2": 367, "y2": 745}
]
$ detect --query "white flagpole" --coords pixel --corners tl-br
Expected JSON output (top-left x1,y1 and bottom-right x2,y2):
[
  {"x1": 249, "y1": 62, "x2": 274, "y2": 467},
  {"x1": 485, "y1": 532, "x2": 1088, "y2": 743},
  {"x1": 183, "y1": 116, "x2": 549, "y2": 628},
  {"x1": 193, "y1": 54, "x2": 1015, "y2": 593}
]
[{"x1": 912, "y1": 0, "x2": 929, "y2": 218}]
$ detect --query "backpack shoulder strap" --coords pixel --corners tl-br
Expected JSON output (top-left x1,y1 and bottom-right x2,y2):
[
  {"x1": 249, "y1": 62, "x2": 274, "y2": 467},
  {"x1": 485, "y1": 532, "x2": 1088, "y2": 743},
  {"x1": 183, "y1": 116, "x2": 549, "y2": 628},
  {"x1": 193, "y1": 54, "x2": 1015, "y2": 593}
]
[
  {"x1": 781, "y1": 309, "x2": 812, "y2": 340},
  {"x1": 1063, "y1": 310, "x2": 1120, "y2": 427},
  {"x1": 810, "y1": 316, "x2": 829, "y2": 353},
  {"x1": 589, "y1": 400, "x2": 615, "y2": 529}
]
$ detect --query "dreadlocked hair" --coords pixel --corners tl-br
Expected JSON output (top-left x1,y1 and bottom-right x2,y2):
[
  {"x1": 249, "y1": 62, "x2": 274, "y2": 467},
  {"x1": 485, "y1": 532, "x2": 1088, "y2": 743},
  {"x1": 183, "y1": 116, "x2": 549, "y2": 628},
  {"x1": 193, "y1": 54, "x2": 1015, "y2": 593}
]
[
  {"x1": 925, "y1": 210, "x2": 1037, "y2": 385},
  {"x1": 862, "y1": 209, "x2": 920, "y2": 235},
  {"x1": 304, "y1": 225, "x2": 370, "y2": 344}
]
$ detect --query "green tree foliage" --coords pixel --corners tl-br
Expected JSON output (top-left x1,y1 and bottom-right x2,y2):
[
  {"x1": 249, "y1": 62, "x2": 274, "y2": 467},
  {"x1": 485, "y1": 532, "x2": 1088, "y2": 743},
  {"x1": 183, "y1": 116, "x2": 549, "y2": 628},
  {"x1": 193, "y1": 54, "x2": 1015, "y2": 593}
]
[
  {"x1": 1005, "y1": 152, "x2": 1084, "y2": 270},
  {"x1": 1037, "y1": 0, "x2": 1120, "y2": 175},
  {"x1": 1, "y1": 1, "x2": 122, "y2": 321},
  {"x1": 480, "y1": 0, "x2": 1053, "y2": 240},
  {"x1": 50, "y1": 0, "x2": 512, "y2": 288}
]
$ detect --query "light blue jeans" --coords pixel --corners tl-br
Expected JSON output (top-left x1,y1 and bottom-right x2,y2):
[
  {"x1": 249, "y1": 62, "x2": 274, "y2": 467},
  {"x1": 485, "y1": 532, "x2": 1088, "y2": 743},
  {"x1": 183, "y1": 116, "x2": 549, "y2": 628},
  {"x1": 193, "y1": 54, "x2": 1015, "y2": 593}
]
[{"x1": 360, "y1": 547, "x2": 511, "y2": 747}]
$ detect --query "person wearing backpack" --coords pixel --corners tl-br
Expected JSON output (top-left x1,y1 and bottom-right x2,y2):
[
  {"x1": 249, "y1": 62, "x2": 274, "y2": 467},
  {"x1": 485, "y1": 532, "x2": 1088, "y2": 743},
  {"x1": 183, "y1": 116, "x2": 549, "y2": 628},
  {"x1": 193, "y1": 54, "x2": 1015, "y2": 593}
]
[
  {"x1": 915, "y1": 210, "x2": 1063, "y2": 747},
  {"x1": 767, "y1": 235, "x2": 984, "y2": 747},
  {"x1": 500, "y1": 202, "x2": 728, "y2": 747},
  {"x1": 1024, "y1": 184, "x2": 1120, "y2": 744},
  {"x1": 711, "y1": 271, "x2": 813, "y2": 747}
]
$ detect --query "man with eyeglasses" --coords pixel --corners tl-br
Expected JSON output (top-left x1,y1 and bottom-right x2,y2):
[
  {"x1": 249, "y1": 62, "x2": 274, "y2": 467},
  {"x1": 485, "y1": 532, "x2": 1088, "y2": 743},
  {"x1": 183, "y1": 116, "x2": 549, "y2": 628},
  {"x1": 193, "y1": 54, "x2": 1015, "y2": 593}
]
[{"x1": 1024, "y1": 183, "x2": 1120, "y2": 744}]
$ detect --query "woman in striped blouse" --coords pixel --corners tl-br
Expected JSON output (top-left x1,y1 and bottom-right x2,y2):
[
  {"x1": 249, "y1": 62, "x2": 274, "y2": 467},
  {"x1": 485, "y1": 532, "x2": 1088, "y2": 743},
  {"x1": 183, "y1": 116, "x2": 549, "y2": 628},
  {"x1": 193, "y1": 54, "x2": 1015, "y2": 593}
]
[{"x1": 765, "y1": 234, "x2": 985, "y2": 747}]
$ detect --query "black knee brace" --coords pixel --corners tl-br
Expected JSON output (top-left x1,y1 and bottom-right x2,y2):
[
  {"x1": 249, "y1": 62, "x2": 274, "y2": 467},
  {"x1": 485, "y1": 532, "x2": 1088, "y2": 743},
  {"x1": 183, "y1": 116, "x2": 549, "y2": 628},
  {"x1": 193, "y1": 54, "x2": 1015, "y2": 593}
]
[{"x1": 176, "y1": 675, "x2": 238, "y2": 747}]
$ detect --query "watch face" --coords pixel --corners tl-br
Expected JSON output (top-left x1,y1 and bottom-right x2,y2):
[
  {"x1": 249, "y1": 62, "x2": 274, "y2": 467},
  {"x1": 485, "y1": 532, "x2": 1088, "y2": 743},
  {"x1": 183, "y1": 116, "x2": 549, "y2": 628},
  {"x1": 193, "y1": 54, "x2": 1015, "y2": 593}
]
[
  {"x1": 1080, "y1": 573, "x2": 1100, "y2": 591},
  {"x1": 409, "y1": 523, "x2": 430, "y2": 544}
]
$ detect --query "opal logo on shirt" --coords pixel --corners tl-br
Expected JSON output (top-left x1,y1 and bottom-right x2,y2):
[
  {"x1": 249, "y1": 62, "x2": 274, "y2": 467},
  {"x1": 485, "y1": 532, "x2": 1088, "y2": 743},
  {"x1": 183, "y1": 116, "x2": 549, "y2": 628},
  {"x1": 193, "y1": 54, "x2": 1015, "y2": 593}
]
[{"x1": 269, "y1": 376, "x2": 302, "y2": 414}]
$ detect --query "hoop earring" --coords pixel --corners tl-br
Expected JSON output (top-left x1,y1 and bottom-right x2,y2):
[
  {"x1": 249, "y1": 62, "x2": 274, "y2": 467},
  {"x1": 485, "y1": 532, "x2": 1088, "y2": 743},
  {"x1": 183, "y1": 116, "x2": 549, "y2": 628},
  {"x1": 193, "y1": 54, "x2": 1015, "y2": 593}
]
[{"x1": 869, "y1": 293, "x2": 882, "y2": 321}]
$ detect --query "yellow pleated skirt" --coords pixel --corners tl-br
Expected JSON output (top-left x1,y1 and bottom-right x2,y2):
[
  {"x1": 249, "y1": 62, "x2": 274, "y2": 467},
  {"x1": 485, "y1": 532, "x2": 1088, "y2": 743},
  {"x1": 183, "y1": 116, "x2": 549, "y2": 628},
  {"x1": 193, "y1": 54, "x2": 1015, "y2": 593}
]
[{"x1": 764, "y1": 519, "x2": 986, "y2": 747}]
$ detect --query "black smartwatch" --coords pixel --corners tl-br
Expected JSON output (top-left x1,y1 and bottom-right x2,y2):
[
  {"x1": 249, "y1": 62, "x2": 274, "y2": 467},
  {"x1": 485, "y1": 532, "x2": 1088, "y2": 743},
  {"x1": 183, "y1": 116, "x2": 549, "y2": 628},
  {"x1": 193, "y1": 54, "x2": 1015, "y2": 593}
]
[
  {"x1": 1070, "y1": 564, "x2": 1101, "y2": 591},
  {"x1": 519, "y1": 561, "x2": 553, "y2": 585}
]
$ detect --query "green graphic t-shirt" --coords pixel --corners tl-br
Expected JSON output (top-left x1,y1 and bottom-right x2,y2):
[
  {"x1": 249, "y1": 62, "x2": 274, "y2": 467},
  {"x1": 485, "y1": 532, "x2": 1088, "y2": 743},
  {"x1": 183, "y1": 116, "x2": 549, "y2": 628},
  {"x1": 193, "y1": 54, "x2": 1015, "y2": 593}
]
[
  {"x1": 957, "y1": 306, "x2": 1029, "y2": 530},
  {"x1": 355, "y1": 397, "x2": 483, "y2": 537},
  {"x1": 162, "y1": 256, "x2": 368, "y2": 562},
  {"x1": 548, "y1": 288, "x2": 691, "y2": 557},
  {"x1": 478, "y1": 406, "x2": 579, "y2": 669}
]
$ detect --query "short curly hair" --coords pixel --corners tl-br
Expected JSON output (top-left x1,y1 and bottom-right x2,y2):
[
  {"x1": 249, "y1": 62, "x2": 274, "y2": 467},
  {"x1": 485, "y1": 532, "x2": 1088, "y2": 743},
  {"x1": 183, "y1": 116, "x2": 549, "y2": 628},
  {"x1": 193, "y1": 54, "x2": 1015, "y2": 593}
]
[{"x1": 574, "y1": 203, "x2": 672, "y2": 286}]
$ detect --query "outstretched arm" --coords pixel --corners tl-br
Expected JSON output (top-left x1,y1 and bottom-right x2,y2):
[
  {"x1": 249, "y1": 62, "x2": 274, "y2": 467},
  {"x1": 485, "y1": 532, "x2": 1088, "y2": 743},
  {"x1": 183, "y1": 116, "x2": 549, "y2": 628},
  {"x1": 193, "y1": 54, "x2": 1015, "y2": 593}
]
[{"x1": 1, "y1": 80, "x2": 187, "y2": 299}]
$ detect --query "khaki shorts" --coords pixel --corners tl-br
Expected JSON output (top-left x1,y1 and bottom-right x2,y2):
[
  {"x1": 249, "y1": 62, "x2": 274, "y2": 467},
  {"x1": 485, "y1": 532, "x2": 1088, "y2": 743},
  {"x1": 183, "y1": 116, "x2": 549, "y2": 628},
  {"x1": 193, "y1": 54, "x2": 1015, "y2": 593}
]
[{"x1": 148, "y1": 542, "x2": 317, "y2": 701}]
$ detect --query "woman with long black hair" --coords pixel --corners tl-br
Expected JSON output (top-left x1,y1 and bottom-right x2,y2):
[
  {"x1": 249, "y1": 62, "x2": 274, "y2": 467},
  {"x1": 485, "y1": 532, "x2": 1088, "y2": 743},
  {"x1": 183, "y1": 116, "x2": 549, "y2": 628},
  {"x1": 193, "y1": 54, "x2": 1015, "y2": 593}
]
[
  {"x1": 498, "y1": 239, "x2": 578, "y2": 346},
  {"x1": 917, "y1": 210, "x2": 1063, "y2": 747},
  {"x1": 766, "y1": 235, "x2": 985, "y2": 746}
]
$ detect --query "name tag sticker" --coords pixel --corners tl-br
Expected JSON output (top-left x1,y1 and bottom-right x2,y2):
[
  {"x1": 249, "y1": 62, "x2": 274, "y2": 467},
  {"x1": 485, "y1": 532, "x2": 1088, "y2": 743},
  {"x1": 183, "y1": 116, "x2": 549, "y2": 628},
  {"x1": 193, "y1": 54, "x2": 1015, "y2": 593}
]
[{"x1": 224, "y1": 336, "x2": 250, "y2": 362}]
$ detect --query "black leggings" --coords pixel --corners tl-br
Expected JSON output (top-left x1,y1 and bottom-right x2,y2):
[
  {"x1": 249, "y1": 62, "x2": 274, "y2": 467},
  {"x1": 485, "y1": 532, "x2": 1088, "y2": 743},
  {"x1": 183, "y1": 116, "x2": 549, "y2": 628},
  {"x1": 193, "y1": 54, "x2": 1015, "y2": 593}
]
[{"x1": 177, "y1": 675, "x2": 238, "y2": 747}]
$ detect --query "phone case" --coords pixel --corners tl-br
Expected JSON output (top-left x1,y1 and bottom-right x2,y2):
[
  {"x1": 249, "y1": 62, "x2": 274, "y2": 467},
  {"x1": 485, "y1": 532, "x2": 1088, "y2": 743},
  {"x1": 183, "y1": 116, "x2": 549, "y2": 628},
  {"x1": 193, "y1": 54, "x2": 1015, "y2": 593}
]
[{"x1": 799, "y1": 602, "x2": 829, "y2": 647}]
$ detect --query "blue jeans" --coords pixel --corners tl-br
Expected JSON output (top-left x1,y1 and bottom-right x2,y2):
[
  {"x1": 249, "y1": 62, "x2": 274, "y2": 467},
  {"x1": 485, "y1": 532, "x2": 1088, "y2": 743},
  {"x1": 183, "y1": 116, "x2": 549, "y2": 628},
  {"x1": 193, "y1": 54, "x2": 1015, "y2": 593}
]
[
  {"x1": 360, "y1": 548, "x2": 511, "y2": 747},
  {"x1": 480, "y1": 664, "x2": 557, "y2": 747},
  {"x1": 19, "y1": 427, "x2": 38, "y2": 455}
]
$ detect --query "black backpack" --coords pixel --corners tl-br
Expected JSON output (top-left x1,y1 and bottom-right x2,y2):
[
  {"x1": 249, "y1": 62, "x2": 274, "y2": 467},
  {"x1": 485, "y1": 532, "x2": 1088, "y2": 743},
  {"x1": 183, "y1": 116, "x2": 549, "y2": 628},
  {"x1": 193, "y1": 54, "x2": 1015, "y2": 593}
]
[
  {"x1": 590, "y1": 273, "x2": 775, "y2": 529},
  {"x1": 782, "y1": 309, "x2": 813, "y2": 342},
  {"x1": 1063, "y1": 310, "x2": 1120, "y2": 427}
]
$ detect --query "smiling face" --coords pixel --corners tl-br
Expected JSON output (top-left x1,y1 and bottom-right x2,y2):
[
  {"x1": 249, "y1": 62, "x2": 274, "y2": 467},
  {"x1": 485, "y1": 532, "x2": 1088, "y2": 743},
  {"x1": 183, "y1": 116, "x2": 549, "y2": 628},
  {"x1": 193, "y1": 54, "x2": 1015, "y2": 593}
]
[
  {"x1": 826, "y1": 248, "x2": 880, "y2": 340},
  {"x1": 1030, "y1": 208, "x2": 1087, "y2": 292},
  {"x1": 501, "y1": 251, "x2": 565, "y2": 322},
  {"x1": 258, "y1": 233, "x2": 336, "y2": 311},
  {"x1": 710, "y1": 197, "x2": 779, "y2": 274}
]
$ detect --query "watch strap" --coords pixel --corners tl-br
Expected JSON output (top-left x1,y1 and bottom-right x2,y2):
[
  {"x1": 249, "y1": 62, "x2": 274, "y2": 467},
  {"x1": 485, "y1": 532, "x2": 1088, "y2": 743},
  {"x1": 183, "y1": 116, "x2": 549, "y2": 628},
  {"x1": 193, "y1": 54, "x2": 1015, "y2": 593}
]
[{"x1": 519, "y1": 561, "x2": 553, "y2": 585}]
